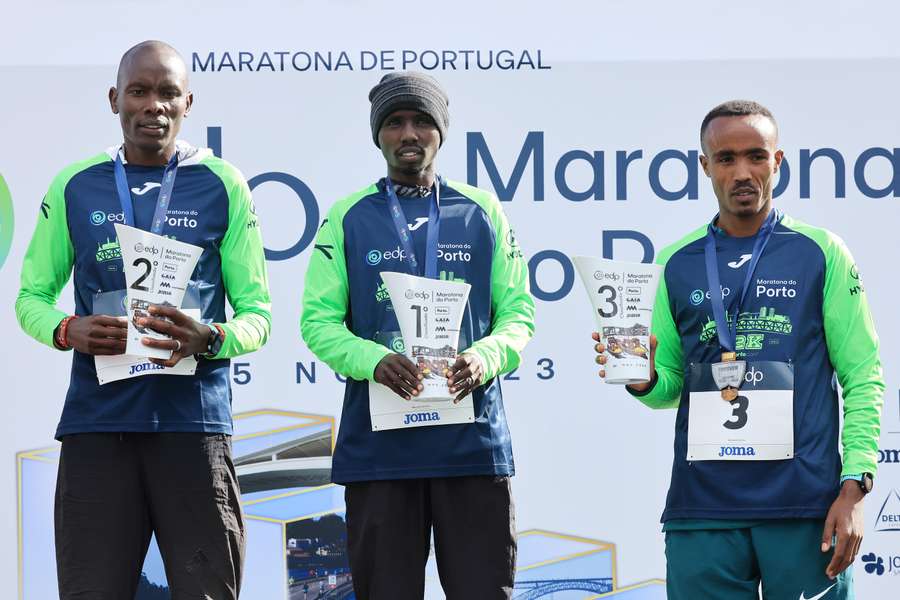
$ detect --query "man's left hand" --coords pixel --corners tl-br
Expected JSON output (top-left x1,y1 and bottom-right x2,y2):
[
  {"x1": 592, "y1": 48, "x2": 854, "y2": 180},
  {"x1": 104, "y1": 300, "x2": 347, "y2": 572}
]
[
  {"x1": 138, "y1": 304, "x2": 212, "y2": 368},
  {"x1": 821, "y1": 481, "x2": 865, "y2": 579},
  {"x1": 446, "y1": 353, "x2": 484, "y2": 403}
]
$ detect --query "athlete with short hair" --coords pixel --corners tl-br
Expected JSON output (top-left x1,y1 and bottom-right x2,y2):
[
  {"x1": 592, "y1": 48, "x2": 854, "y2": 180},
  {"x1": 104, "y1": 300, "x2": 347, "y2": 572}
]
[
  {"x1": 593, "y1": 100, "x2": 884, "y2": 600},
  {"x1": 16, "y1": 40, "x2": 270, "y2": 599},
  {"x1": 301, "y1": 71, "x2": 534, "y2": 599}
]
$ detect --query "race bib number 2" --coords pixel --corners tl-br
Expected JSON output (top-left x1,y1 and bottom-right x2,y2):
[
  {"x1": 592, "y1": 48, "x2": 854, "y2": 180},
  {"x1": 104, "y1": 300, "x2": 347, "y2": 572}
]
[{"x1": 687, "y1": 361, "x2": 794, "y2": 461}]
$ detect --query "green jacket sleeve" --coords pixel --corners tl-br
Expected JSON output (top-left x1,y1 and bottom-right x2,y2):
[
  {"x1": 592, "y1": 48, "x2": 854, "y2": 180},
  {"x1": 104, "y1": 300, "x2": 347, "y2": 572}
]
[
  {"x1": 300, "y1": 190, "x2": 392, "y2": 381},
  {"x1": 627, "y1": 263, "x2": 683, "y2": 409},
  {"x1": 820, "y1": 234, "x2": 884, "y2": 478},
  {"x1": 15, "y1": 174, "x2": 75, "y2": 349},
  {"x1": 462, "y1": 192, "x2": 535, "y2": 381},
  {"x1": 205, "y1": 159, "x2": 272, "y2": 358}
]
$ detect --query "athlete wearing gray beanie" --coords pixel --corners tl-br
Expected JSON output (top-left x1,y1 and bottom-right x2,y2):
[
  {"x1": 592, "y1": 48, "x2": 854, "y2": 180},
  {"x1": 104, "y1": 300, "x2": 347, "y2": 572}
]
[{"x1": 369, "y1": 71, "x2": 450, "y2": 147}]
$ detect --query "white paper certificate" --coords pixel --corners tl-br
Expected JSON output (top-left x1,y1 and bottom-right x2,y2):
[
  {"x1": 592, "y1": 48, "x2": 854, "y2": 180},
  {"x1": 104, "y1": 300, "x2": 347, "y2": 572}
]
[
  {"x1": 115, "y1": 224, "x2": 203, "y2": 359},
  {"x1": 369, "y1": 272, "x2": 475, "y2": 431}
]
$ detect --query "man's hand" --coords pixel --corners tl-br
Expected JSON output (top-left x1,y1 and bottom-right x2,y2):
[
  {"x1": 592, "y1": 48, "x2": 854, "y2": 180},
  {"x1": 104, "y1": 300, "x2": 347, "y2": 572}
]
[
  {"x1": 66, "y1": 315, "x2": 128, "y2": 355},
  {"x1": 138, "y1": 304, "x2": 212, "y2": 368},
  {"x1": 446, "y1": 353, "x2": 484, "y2": 404},
  {"x1": 821, "y1": 481, "x2": 865, "y2": 579},
  {"x1": 374, "y1": 354, "x2": 423, "y2": 400},
  {"x1": 592, "y1": 332, "x2": 658, "y2": 392}
]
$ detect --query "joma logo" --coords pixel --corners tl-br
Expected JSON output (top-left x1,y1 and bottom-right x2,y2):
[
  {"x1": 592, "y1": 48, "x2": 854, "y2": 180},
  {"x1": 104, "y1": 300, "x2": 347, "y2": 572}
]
[
  {"x1": 403, "y1": 412, "x2": 440, "y2": 425},
  {"x1": 719, "y1": 446, "x2": 756, "y2": 457}
]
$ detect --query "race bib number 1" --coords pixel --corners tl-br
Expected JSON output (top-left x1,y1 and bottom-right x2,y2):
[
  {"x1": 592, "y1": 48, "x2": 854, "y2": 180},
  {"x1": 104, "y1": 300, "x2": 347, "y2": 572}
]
[{"x1": 687, "y1": 361, "x2": 794, "y2": 461}]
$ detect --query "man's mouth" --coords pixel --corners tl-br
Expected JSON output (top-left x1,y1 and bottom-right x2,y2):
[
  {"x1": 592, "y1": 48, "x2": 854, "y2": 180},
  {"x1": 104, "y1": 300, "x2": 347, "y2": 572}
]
[
  {"x1": 397, "y1": 147, "x2": 423, "y2": 160},
  {"x1": 731, "y1": 188, "x2": 757, "y2": 201},
  {"x1": 138, "y1": 122, "x2": 168, "y2": 135}
]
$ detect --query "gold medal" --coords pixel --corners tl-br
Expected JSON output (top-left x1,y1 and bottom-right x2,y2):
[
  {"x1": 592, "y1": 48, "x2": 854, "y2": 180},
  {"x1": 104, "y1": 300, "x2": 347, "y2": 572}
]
[
  {"x1": 721, "y1": 387, "x2": 738, "y2": 401},
  {"x1": 721, "y1": 351, "x2": 737, "y2": 362}
]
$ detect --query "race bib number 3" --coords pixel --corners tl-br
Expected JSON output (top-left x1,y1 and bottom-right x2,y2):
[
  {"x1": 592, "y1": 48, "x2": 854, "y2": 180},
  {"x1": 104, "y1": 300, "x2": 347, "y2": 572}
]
[{"x1": 687, "y1": 361, "x2": 794, "y2": 461}]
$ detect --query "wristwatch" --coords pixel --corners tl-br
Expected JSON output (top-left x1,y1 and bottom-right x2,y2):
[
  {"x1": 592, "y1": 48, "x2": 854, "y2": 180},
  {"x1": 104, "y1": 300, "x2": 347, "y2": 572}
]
[
  {"x1": 204, "y1": 324, "x2": 225, "y2": 358},
  {"x1": 840, "y1": 473, "x2": 873, "y2": 495}
]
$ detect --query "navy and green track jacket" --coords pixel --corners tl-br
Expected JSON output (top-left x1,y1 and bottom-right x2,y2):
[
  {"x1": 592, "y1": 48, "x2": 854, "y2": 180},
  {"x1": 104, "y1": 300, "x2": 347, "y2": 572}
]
[
  {"x1": 16, "y1": 142, "x2": 271, "y2": 438},
  {"x1": 301, "y1": 178, "x2": 535, "y2": 483},
  {"x1": 631, "y1": 212, "x2": 884, "y2": 521}
]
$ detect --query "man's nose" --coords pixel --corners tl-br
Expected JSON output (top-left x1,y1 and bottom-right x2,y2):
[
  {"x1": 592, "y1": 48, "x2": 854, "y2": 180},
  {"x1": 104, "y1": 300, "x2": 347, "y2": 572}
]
[
  {"x1": 144, "y1": 93, "x2": 165, "y2": 115},
  {"x1": 399, "y1": 121, "x2": 418, "y2": 143}
]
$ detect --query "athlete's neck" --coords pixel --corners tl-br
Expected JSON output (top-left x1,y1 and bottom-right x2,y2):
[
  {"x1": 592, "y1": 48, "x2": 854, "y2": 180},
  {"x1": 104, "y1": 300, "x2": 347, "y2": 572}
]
[
  {"x1": 388, "y1": 165, "x2": 435, "y2": 189},
  {"x1": 123, "y1": 141, "x2": 176, "y2": 167},
  {"x1": 717, "y1": 203, "x2": 774, "y2": 238}
]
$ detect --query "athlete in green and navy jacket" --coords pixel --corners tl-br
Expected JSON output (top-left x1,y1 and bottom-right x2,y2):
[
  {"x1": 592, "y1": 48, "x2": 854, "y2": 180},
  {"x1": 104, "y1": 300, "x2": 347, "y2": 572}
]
[
  {"x1": 635, "y1": 211, "x2": 883, "y2": 523},
  {"x1": 301, "y1": 177, "x2": 535, "y2": 483},
  {"x1": 594, "y1": 101, "x2": 884, "y2": 590},
  {"x1": 16, "y1": 141, "x2": 271, "y2": 438}
]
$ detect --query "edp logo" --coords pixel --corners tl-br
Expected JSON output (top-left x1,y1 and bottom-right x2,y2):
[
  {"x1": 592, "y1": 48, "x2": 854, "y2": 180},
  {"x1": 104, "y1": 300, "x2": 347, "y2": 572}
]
[
  {"x1": 366, "y1": 250, "x2": 382, "y2": 266},
  {"x1": 744, "y1": 367, "x2": 764, "y2": 386}
]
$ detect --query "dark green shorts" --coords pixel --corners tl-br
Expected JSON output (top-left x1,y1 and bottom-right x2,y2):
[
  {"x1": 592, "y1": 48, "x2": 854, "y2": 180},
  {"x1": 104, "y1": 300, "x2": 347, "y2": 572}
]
[{"x1": 665, "y1": 520, "x2": 853, "y2": 600}]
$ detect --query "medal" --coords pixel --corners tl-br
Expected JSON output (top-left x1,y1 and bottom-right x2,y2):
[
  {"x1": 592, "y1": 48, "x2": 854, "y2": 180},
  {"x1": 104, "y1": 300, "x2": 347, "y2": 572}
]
[{"x1": 712, "y1": 354, "x2": 746, "y2": 402}]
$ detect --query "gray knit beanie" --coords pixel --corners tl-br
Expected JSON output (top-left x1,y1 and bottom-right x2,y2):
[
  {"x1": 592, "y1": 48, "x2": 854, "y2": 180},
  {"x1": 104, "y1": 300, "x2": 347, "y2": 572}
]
[{"x1": 369, "y1": 71, "x2": 450, "y2": 147}]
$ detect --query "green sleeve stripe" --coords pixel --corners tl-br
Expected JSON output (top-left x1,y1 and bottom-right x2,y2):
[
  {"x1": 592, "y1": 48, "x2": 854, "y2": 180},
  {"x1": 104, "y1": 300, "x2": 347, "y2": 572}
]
[
  {"x1": 16, "y1": 153, "x2": 110, "y2": 348},
  {"x1": 782, "y1": 215, "x2": 885, "y2": 477},
  {"x1": 300, "y1": 185, "x2": 394, "y2": 381},
  {"x1": 628, "y1": 225, "x2": 706, "y2": 408},
  {"x1": 200, "y1": 156, "x2": 272, "y2": 358},
  {"x1": 445, "y1": 180, "x2": 535, "y2": 381}
]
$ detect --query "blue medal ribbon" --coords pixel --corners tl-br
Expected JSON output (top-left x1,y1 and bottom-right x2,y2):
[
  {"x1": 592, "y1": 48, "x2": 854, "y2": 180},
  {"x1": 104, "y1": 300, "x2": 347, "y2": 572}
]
[
  {"x1": 384, "y1": 176, "x2": 441, "y2": 279},
  {"x1": 114, "y1": 148, "x2": 179, "y2": 235},
  {"x1": 703, "y1": 209, "x2": 779, "y2": 353}
]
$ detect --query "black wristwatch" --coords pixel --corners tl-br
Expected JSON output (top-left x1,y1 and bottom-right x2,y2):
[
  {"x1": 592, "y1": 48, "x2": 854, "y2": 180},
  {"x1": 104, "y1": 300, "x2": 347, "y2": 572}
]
[
  {"x1": 842, "y1": 473, "x2": 873, "y2": 495},
  {"x1": 858, "y1": 473, "x2": 874, "y2": 495},
  {"x1": 204, "y1": 324, "x2": 225, "y2": 357}
]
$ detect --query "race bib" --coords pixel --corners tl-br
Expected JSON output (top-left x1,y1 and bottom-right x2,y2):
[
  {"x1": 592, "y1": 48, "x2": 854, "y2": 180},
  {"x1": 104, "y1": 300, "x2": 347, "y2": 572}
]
[{"x1": 687, "y1": 361, "x2": 794, "y2": 461}]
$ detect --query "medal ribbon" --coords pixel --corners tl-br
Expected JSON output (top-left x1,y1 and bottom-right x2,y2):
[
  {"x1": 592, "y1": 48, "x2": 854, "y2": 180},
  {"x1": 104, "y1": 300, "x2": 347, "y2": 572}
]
[
  {"x1": 114, "y1": 148, "x2": 179, "y2": 235},
  {"x1": 385, "y1": 176, "x2": 441, "y2": 279},
  {"x1": 703, "y1": 208, "x2": 779, "y2": 353}
]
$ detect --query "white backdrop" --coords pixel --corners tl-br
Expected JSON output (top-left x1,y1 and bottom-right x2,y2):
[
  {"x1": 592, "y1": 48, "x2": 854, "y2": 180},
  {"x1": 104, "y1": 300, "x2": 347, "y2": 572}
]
[{"x1": 1, "y1": 2, "x2": 899, "y2": 598}]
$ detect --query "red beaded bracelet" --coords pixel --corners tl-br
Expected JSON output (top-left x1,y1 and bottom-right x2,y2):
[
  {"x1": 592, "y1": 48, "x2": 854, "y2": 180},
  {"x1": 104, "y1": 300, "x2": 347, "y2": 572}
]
[{"x1": 55, "y1": 315, "x2": 78, "y2": 350}]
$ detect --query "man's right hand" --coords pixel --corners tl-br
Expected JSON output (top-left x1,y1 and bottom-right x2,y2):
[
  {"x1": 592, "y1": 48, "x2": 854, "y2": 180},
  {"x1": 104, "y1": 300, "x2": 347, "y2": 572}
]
[
  {"x1": 374, "y1": 353, "x2": 424, "y2": 400},
  {"x1": 66, "y1": 315, "x2": 127, "y2": 355},
  {"x1": 592, "y1": 332, "x2": 658, "y2": 393}
]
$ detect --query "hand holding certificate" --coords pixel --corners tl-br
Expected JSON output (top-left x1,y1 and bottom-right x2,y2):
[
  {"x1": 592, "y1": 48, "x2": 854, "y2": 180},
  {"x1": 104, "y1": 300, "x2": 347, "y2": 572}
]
[
  {"x1": 573, "y1": 256, "x2": 662, "y2": 385},
  {"x1": 115, "y1": 224, "x2": 203, "y2": 360},
  {"x1": 368, "y1": 271, "x2": 475, "y2": 431}
]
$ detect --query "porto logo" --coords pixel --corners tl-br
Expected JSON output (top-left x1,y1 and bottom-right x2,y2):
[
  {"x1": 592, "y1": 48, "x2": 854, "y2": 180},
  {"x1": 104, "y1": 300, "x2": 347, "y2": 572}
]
[
  {"x1": 403, "y1": 411, "x2": 441, "y2": 425},
  {"x1": 874, "y1": 489, "x2": 900, "y2": 532},
  {"x1": 690, "y1": 290, "x2": 705, "y2": 306},
  {"x1": 90, "y1": 210, "x2": 106, "y2": 226},
  {"x1": 365, "y1": 250, "x2": 382, "y2": 266}
]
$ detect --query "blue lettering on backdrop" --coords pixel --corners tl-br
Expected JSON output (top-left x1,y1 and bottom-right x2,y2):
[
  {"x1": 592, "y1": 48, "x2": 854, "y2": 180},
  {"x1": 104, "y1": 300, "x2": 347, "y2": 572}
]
[
  {"x1": 205, "y1": 125, "x2": 897, "y2": 272},
  {"x1": 465, "y1": 132, "x2": 898, "y2": 201}
]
